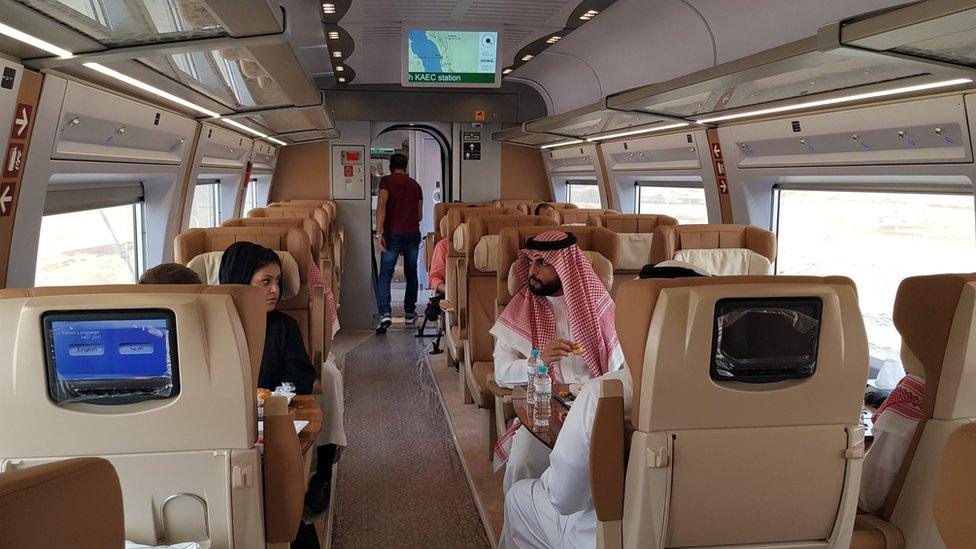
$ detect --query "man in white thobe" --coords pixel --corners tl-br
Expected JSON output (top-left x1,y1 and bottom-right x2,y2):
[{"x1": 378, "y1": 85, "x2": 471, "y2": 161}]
[{"x1": 489, "y1": 231, "x2": 625, "y2": 493}]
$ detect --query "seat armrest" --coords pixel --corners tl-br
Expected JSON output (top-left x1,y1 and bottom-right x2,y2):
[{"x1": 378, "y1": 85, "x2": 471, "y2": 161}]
[
  {"x1": 487, "y1": 379, "x2": 513, "y2": 399},
  {"x1": 310, "y1": 284, "x2": 325, "y2": 371},
  {"x1": 851, "y1": 515, "x2": 904, "y2": 549},
  {"x1": 262, "y1": 395, "x2": 305, "y2": 543},
  {"x1": 590, "y1": 379, "x2": 626, "y2": 523}
]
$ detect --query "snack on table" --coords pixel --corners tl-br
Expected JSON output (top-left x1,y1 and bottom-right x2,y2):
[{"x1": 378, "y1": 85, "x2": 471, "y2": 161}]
[{"x1": 571, "y1": 343, "x2": 584, "y2": 355}]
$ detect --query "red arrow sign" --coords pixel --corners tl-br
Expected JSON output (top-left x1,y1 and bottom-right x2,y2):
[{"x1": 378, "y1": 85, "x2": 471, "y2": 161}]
[
  {"x1": 711, "y1": 143, "x2": 722, "y2": 160},
  {"x1": 718, "y1": 176, "x2": 729, "y2": 195}
]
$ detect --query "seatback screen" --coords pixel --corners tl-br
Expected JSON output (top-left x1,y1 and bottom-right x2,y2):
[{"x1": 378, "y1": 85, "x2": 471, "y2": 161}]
[
  {"x1": 42, "y1": 310, "x2": 179, "y2": 405},
  {"x1": 710, "y1": 297, "x2": 823, "y2": 383}
]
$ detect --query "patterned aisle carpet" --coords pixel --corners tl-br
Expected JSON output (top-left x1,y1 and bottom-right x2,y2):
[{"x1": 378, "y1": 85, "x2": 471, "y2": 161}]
[{"x1": 331, "y1": 328, "x2": 491, "y2": 548}]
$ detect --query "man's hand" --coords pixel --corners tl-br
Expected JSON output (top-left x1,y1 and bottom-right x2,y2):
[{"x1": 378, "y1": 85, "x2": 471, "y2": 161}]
[
  {"x1": 541, "y1": 338, "x2": 575, "y2": 366},
  {"x1": 376, "y1": 233, "x2": 387, "y2": 252}
]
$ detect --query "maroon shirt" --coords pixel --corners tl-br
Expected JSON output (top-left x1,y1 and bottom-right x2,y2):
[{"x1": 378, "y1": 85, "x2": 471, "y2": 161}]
[{"x1": 379, "y1": 172, "x2": 423, "y2": 235}]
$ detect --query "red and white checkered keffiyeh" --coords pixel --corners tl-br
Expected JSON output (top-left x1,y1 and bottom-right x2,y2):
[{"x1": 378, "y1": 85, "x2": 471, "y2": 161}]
[
  {"x1": 873, "y1": 374, "x2": 925, "y2": 423},
  {"x1": 309, "y1": 261, "x2": 340, "y2": 338},
  {"x1": 490, "y1": 230, "x2": 623, "y2": 466}
]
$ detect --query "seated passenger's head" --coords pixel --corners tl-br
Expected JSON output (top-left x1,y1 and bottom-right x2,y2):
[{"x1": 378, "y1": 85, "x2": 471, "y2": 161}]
[
  {"x1": 522, "y1": 231, "x2": 591, "y2": 298},
  {"x1": 533, "y1": 203, "x2": 560, "y2": 223},
  {"x1": 640, "y1": 260, "x2": 711, "y2": 279},
  {"x1": 138, "y1": 263, "x2": 203, "y2": 285},
  {"x1": 218, "y1": 241, "x2": 282, "y2": 312}
]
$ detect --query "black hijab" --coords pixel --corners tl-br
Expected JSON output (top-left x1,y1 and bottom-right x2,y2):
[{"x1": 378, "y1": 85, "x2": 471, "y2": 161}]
[{"x1": 218, "y1": 241, "x2": 281, "y2": 286}]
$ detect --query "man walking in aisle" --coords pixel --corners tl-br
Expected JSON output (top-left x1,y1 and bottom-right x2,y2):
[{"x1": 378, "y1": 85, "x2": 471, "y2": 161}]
[{"x1": 375, "y1": 153, "x2": 423, "y2": 333}]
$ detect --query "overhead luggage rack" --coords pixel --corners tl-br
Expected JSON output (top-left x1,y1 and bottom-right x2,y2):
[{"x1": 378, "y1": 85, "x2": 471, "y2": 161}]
[
  {"x1": 523, "y1": 99, "x2": 694, "y2": 141},
  {"x1": 490, "y1": 125, "x2": 582, "y2": 148},
  {"x1": 841, "y1": 0, "x2": 976, "y2": 69},
  {"x1": 1, "y1": 0, "x2": 334, "y2": 142},
  {"x1": 606, "y1": 5, "x2": 976, "y2": 124}
]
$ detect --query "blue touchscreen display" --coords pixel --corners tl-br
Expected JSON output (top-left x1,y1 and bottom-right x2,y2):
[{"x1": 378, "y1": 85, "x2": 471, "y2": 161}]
[{"x1": 49, "y1": 318, "x2": 172, "y2": 380}]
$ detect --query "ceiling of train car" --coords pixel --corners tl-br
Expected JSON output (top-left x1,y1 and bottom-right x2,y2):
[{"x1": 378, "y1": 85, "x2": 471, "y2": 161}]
[{"x1": 502, "y1": 0, "x2": 920, "y2": 114}]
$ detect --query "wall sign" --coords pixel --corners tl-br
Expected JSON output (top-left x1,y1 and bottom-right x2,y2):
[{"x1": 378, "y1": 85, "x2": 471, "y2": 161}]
[
  {"x1": 463, "y1": 142, "x2": 481, "y2": 160},
  {"x1": 331, "y1": 144, "x2": 366, "y2": 200},
  {"x1": 706, "y1": 128, "x2": 733, "y2": 223},
  {"x1": 462, "y1": 131, "x2": 481, "y2": 142}
]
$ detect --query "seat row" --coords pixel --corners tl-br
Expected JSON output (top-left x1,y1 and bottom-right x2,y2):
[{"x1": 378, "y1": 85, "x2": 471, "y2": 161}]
[
  {"x1": 431, "y1": 200, "x2": 777, "y2": 455},
  {"x1": 587, "y1": 272, "x2": 976, "y2": 548}
]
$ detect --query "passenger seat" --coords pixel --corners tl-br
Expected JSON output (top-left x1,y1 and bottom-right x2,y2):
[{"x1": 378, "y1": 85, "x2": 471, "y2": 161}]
[
  {"x1": 557, "y1": 208, "x2": 619, "y2": 225},
  {"x1": 588, "y1": 213, "x2": 679, "y2": 295},
  {"x1": 249, "y1": 205, "x2": 339, "y2": 300},
  {"x1": 174, "y1": 226, "x2": 326, "y2": 369},
  {"x1": 275, "y1": 199, "x2": 344, "y2": 280},
  {"x1": 934, "y1": 422, "x2": 976, "y2": 548},
  {"x1": 0, "y1": 457, "x2": 124, "y2": 548},
  {"x1": 594, "y1": 275, "x2": 867, "y2": 548},
  {"x1": 650, "y1": 223, "x2": 776, "y2": 275},
  {"x1": 856, "y1": 274, "x2": 976, "y2": 547}
]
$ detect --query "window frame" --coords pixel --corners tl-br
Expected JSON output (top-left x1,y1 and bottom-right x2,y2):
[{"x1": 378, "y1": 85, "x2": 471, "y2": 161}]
[
  {"x1": 190, "y1": 179, "x2": 222, "y2": 228},
  {"x1": 633, "y1": 180, "x2": 709, "y2": 222},
  {"x1": 565, "y1": 180, "x2": 602, "y2": 209}
]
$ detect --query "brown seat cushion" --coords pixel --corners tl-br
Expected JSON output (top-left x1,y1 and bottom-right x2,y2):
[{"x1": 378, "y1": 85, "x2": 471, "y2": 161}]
[{"x1": 472, "y1": 361, "x2": 495, "y2": 406}]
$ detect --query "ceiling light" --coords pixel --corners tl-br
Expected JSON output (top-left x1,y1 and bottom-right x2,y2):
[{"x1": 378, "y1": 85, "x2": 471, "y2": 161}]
[
  {"x1": 587, "y1": 122, "x2": 691, "y2": 142},
  {"x1": 222, "y1": 118, "x2": 268, "y2": 138},
  {"x1": 322, "y1": 3, "x2": 336, "y2": 14},
  {"x1": 521, "y1": 54, "x2": 534, "y2": 61},
  {"x1": 546, "y1": 36, "x2": 561, "y2": 44},
  {"x1": 338, "y1": 77, "x2": 346, "y2": 83},
  {"x1": 502, "y1": 68, "x2": 513, "y2": 75},
  {"x1": 0, "y1": 22, "x2": 73, "y2": 58},
  {"x1": 694, "y1": 78, "x2": 974, "y2": 124},
  {"x1": 328, "y1": 31, "x2": 340, "y2": 39},
  {"x1": 580, "y1": 9, "x2": 599, "y2": 20},
  {"x1": 84, "y1": 63, "x2": 220, "y2": 117},
  {"x1": 332, "y1": 51, "x2": 342, "y2": 58},
  {"x1": 268, "y1": 137, "x2": 287, "y2": 146},
  {"x1": 540, "y1": 139, "x2": 584, "y2": 149},
  {"x1": 335, "y1": 65, "x2": 344, "y2": 72}
]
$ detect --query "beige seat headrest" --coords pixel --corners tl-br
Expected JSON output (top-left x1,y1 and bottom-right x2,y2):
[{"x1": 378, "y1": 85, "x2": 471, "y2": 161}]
[
  {"x1": 439, "y1": 216, "x2": 449, "y2": 243},
  {"x1": 616, "y1": 233, "x2": 655, "y2": 271},
  {"x1": 673, "y1": 248, "x2": 773, "y2": 276},
  {"x1": 473, "y1": 234, "x2": 501, "y2": 273},
  {"x1": 186, "y1": 250, "x2": 302, "y2": 300},
  {"x1": 506, "y1": 251, "x2": 613, "y2": 296},
  {"x1": 453, "y1": 223, "x2": 467, "y2": 252}
]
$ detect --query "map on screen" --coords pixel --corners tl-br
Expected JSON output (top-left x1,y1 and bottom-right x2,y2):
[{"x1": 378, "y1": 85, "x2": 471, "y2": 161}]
[{"x1": 406, "y1": 30, "x2": 499, "y2": 86}]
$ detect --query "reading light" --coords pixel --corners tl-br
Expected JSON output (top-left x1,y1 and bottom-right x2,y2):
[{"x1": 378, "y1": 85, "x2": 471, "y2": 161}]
[
  {"x1": 694, "y1": 78, "x2": 974, "y2": 124},
  {"x1": 546, "y1": 36, "x2": 561, "y2": 44},
  {"x1": 0, "y1": 22, "x2": 74, "y2": 58},
  {"x1": 521, "y1": 54, "x2": 534, "y2": 61},
  {"x1": 222, "y1": 118, "x2": 268, "y2": 138},
  {"x1": 84, "y1": 63, "x2": 220, "y2": 118},
  {"x1": 335, "y1": 65, "x2": 344, "y2": 72},
  {"x1": 580, "y1": 9, "x2": 599, "y2": 20},
  {"x1": 332, "y1": 51, "x2": 342, "y2": 58},
  {"x1": 502, "y1": 68, "x2": 513, "y2": 75},
  {"x1": 338, "y1": 77, "x2": 347, "y2": 83},
  {"x1": 268, "y1": 137, "x2": 287, "y2": 146},
  {"x1": 587, "y1": 122, "x2": 690, "y2": 142},
  {"x1": 322, "y1": 3, "x2": 336, "y2": 14},
  {"x1": 540, "y1": 139, "x2": 584, "y2": 149},
  {"x1": 328, "y1": 31, "x2": 340, "y2": 39}
]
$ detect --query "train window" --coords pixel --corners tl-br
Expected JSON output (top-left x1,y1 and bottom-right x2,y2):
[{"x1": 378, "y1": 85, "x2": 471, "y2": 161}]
[
  {"x1": 635, "y1": 183, "x2": 708, "y2": 224},
  {"x1": 566, "y1": 182, "x2": 602, "y2": 208},
  {"x1": 189, "y1": 180, "x2": 221, "y2": 228},
  {"x1": 243, "y1": 179, "x2": 259, "y2": 214},
  {"x1": 35, "y1": 203, "x2": 146, "y2": 286},
  {"x1": 774, "y1": 188, "x2": 976, "y2": 374}
]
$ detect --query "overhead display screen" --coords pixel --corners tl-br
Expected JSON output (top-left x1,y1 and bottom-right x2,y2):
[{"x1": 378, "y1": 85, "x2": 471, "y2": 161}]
[{"x1": 404, "y1": 29, "x2": 501, "y2": 88}]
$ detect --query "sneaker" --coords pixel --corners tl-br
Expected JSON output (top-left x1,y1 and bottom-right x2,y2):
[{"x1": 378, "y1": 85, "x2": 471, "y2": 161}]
[
  {"x1": 404, "y1": 312, "x2": 418, "y2": 324},
  {"x1": 376, "y1": 314, "x2": 392, "y2": 334}
]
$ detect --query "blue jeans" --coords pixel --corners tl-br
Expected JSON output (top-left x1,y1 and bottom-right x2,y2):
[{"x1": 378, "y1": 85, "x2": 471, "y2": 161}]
[{"x1": 376, "y1": 232, "x2": 421, "y2": 316}]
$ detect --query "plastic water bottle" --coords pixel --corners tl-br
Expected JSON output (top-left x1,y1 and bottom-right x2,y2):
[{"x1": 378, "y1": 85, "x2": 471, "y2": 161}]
[
  {"x1": 533, "y1": 363, "x2": 552, "y2": 427},
  {"x1": 526, "y1": 349, "x2": 541, "y2": 405}
]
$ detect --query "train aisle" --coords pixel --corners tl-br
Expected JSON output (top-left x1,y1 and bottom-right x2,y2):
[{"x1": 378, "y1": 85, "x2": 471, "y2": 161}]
[{"x1": 331, "y1": 328, "x2": 492, "y2": 548}]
